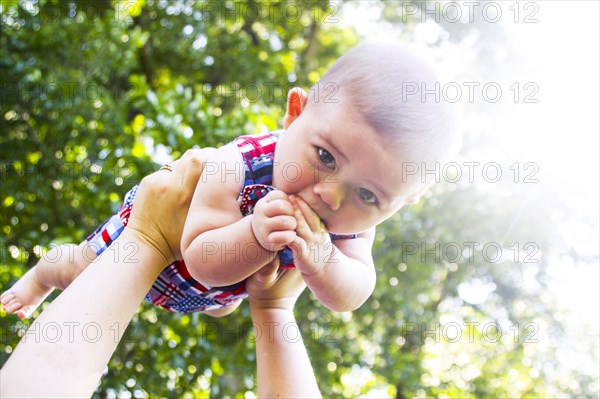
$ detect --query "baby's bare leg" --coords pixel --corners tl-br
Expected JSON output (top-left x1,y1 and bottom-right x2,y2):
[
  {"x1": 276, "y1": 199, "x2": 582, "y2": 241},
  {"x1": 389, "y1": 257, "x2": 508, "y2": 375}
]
[
  {"x1": 202, "y1": 300, "x2": 242, "y2": 318},
  {"x1": 0, "y1": 241, "x2": 97, "y2": 319}
]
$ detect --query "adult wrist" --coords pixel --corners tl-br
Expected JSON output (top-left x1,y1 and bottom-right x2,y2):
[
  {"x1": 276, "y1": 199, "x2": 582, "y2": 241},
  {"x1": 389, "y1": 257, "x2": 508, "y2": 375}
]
[
  {"x1": 249, "y1": 297, "x2": 297, "y2": 313},
  {"x1": 249, "y1": 304, "x2": 295, "y2": 323},
  {"x1": 120, "y1": 229, "x2": 173, "y2": 269}
]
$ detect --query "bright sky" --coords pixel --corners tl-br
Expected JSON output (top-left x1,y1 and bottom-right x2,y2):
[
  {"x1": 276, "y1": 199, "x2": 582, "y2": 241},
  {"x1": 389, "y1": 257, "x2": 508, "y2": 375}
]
[
  {"x1": 503, "y1": 1, "x2": 599, "y2": 205},
  {"x1": 498, "y1": 1, "x2": 600, "y2": 331}
]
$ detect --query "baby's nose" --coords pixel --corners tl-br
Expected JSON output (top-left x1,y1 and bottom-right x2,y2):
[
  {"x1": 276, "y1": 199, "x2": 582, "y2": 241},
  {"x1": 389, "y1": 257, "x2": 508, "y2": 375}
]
[{"x1": 315, "y1": 181, "x2": 344, "y2": 211}]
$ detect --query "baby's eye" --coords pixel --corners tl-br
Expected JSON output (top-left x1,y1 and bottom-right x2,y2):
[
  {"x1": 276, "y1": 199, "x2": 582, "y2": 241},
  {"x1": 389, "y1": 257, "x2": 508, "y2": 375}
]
[
  {"x1": 357, "y1": 188, "x2": 377, "y2": 204},
  {"x1": 318, "y1": 147, "x2": 336, "y2": 169}
]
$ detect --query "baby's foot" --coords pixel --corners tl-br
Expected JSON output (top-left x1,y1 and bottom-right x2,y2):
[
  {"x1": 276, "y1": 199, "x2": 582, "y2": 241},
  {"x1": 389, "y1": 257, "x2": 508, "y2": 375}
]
[{"x1": 1, "y1": 267, "x2": 54, "y2": 319}]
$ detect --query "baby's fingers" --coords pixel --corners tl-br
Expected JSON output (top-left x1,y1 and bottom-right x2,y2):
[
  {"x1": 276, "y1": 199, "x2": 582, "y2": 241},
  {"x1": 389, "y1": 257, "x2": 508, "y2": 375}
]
[
  {"x1": 291, "y1": 195, "x2": 323, "y2": 233},
  {"x1": 263, "y1": 189, "x2": 291, "y2": 203},
  {"x1": 263, "y1": 199, "x2": 295, "y2": 218},
  {"x1": 262, "y1": 213, "x2": 297, "y2": 250},
  {"x1": 291, "y1": 199, "x2": 312, "y2": 240},
  {"x1": 267, "y1": 230, "x2": 297, "y2": 250},
  {"x1": 290, "y1": 235, "x2": 308, "y2": 260}
]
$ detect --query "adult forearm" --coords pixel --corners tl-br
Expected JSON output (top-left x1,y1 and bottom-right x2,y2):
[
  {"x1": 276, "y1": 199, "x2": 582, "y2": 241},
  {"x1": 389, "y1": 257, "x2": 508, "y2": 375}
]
[
  {"x1": 183, "y1": 216, "x2": 276, "y2": 286},
  {"x1": 251, "y1": 306, "x2": 321, "y2": 398},
  {"x1": 0, "y1": 231, "x2": 164, "y2": 399}
]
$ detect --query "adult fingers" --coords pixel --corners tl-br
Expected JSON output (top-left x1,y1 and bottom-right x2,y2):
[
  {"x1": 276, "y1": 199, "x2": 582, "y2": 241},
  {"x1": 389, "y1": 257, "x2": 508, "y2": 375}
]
[
  {"x1": 181, "y1": 148, "x2": 216, "y2": 192},
  {"x1": 253, "y1": 257, "x2": 280, "y2": 287}
]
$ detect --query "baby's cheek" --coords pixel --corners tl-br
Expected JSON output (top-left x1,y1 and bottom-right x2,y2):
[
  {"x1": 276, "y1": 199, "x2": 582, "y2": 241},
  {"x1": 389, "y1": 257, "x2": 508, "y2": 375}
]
[{"x1": 333, "y1": 207, "x2": 391, "y2": 234}]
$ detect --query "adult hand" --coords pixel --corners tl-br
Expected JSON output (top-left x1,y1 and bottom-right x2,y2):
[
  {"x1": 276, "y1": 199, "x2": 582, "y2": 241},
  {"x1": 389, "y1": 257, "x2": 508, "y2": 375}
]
[
  {"x1": 127, "y1": 148, "x2": 216, "y2": 265},
  {"x1": 246, "y1": 257, "x2": 306, "y2": 311}
]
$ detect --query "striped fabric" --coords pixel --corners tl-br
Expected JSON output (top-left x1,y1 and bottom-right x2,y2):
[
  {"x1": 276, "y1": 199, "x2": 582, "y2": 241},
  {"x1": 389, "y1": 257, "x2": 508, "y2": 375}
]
[
  {"x1": 86, "y1": 185, "x2": 137, "y2": 255},
  {"x1": 85, "y1": 131, "x2": 356, "y2": 313}
]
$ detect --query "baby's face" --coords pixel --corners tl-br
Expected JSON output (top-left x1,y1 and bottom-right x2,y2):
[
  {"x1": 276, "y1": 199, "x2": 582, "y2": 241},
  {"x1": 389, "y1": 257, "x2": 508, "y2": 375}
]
[{"x1": 273, "y1": 100, "x2": 425, "y2": 234}]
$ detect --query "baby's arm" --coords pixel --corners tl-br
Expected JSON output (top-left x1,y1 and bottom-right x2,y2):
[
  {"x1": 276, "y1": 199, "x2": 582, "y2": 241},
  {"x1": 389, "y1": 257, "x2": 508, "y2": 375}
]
[
  {"x1": 180, "y1": 144, "x2": 296, "y2": 287},
  {"x1": 289, "y1": 196, "x2": 376, "y2": 312}
]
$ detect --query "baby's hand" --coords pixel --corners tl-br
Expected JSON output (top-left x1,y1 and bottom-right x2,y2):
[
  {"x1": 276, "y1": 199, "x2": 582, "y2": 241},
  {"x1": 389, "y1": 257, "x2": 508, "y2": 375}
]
[
  {"x1": 251, "y1": 190, "x2": 297, "y2": 251},
  {"x1": 289, "y1": 195, "x2": 334, "y2": 276}
]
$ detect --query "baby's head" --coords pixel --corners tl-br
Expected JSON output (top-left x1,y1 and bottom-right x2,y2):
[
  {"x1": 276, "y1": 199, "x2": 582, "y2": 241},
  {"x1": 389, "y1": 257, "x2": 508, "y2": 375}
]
[{"x1": 274, "y1": 43, "x2": 456, "y2": 234}]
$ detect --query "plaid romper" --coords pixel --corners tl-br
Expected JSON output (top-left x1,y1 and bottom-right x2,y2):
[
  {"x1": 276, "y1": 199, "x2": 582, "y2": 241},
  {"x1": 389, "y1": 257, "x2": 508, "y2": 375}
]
[{"x1": 86, "y1": 131, "x2": 356, "y2": 313}]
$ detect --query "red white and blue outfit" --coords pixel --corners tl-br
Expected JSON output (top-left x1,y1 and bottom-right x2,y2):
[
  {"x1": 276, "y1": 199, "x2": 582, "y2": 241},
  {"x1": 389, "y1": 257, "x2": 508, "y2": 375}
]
[{"x1": 86, "y1": 131, "x2": 356, "y2": 313}]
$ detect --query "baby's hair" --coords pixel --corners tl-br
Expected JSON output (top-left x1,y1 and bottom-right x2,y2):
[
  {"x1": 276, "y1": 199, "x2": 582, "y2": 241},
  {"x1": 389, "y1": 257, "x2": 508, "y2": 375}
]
[{"x1": 309, "y1": 42, "x2": 456, "y2": 178}]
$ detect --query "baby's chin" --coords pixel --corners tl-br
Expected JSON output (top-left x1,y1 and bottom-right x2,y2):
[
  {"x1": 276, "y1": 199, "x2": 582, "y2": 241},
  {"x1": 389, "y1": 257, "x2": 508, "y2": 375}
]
[{"x1": 322, "y1": 219, "x2": 362, "y2": 236}]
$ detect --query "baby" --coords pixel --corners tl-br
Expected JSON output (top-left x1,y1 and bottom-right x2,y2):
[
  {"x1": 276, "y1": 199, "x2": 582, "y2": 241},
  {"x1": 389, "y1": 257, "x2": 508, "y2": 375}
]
[{"x1": 1, "y1": 43, "x2": 454, "y2": 319}]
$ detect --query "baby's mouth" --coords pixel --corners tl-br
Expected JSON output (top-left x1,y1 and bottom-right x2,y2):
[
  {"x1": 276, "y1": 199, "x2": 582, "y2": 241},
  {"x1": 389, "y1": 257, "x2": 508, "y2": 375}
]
[
  {"x1": 293, "y1": 195, "x2": 329, "y2": 224},
  {"x1": 308, "y1": 206, "x2": 331, "y2": 230}
]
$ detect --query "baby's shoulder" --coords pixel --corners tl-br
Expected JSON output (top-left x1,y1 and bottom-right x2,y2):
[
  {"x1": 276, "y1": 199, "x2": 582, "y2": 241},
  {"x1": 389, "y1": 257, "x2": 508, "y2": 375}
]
[
  {"x1": 205, "y1": 141, "x2": 244, "y2": 164},
  {"x1": 198, "y1": 143, "x2": 245, "y2": 196}
]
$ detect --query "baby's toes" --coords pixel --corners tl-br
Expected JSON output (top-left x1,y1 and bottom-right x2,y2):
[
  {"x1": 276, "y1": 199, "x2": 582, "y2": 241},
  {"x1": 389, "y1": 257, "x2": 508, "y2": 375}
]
[
  {"x1": 0, "y1": 292, "x2": 15, "y2": 304},
  {"x1": 17, "y1": 305, "x2": 36, "y2": 319},
  {"x1": 3, "y1": 298, "x2": 22, "y2": 314}
]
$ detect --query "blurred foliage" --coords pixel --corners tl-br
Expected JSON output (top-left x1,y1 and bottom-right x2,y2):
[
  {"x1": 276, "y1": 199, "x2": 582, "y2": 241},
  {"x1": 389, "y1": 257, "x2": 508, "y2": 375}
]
[{"x1": 1, "y1": 1, "x2": 597, "y2": 398}]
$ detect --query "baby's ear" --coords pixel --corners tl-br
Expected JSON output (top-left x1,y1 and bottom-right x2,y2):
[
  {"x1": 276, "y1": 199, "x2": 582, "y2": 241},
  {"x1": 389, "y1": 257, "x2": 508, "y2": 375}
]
[{"x1": 283, "y1": 87, "x2": 308, "y2": 129}]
